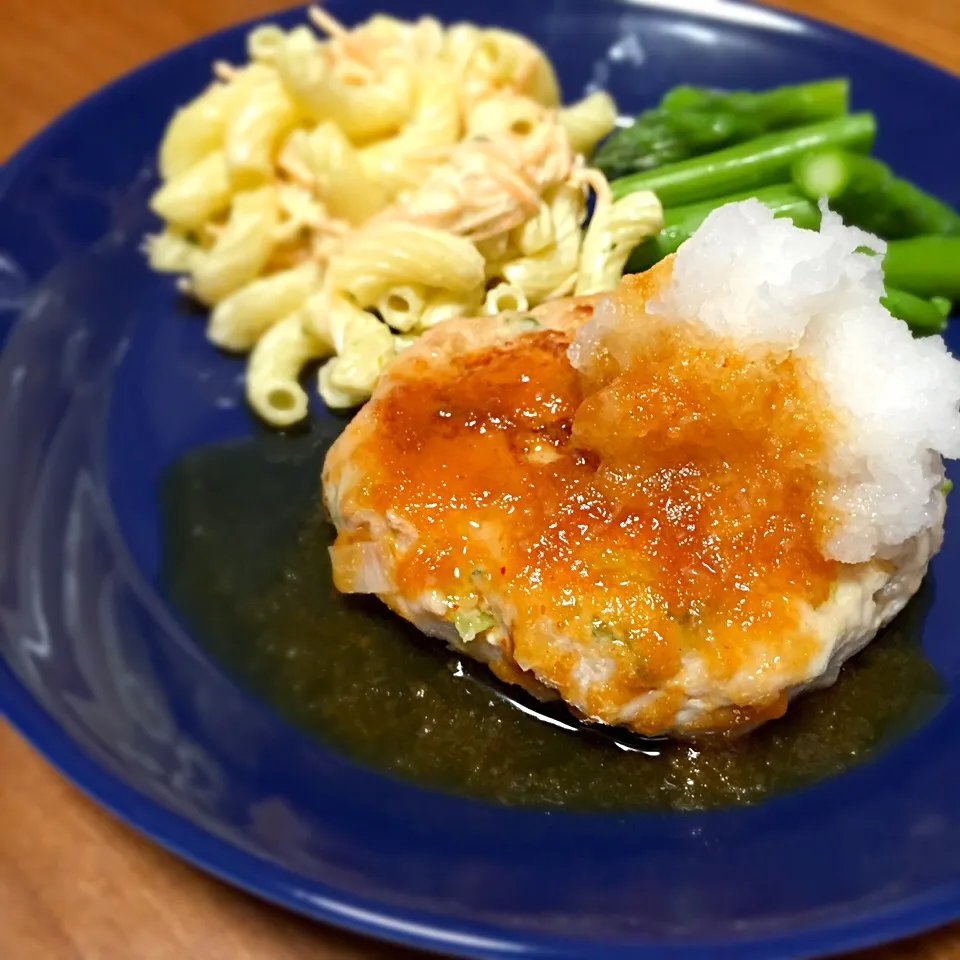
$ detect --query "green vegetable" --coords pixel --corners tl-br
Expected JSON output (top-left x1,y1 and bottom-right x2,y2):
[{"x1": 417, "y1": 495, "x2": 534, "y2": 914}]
[
  {"x1": 941, "y1": 479, "x2": 954, "y2": 495},
  {"x1": 932, "y1": 297, "x2": 952, "y2": 318},
  {"x1": 880, "y1": 285, "x2": 949, "y2": 336},
  {"x1": 591, "y1": 619, "x2": 625, "y2": 645},
  {"x1": 626, "y1": 185, "x2": 820, "y2": 273},
  {"x1": 594, "y1": 78, "x2": 849, "y2": 179},
  {"x1": 658, "y1": 85, "x2": 715, "y2": 113},
  {"x1": 883, "y1": 237, "x2": 960, "y2": 299},
  {"x1": 791, "y1": 148, "x2": 960, "y2": 238},
  {"x1": 791, "y1": 148, "x2": 885, "y2": 199},
  {"x1": 610, "y1": 113, "x2": 876, "y2": 207},
  {"x1": 452, "y1": 608, "x2": 496, "y2": 642}
]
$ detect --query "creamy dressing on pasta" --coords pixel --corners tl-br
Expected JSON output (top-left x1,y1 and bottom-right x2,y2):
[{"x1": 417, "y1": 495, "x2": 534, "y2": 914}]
[{"x1": 146, "y1": 8, "x2": 660, "y2": 428}]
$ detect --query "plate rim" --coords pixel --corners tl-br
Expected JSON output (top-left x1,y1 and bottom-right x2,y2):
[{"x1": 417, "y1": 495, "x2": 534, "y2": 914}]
[
  {"x1": 7, "y1": 654, "x2": 960, "y2": 960},
  {"x1": 2, "y1": 1, "x2": 960, "y2": 957}
]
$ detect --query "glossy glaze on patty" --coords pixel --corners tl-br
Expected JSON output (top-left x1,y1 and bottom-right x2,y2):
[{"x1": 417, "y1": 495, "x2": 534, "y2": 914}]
[{"x1": 323, "y1": 269, "x2": 939, "y2": 737}]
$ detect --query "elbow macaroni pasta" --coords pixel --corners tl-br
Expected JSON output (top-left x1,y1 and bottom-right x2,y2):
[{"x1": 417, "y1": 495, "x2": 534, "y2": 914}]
[
  {"x1": 208, "y1": 260, "x2": 320, "y2": 350},
  {"x1": 576, "y1": 190, "x2": 664, "y2": 296},
  {"x1": 305, "y1": 292, "x2": 368, "y2": 353},
  {"x1": 559, "y1": 91, "x2": 618, "y2": 156},
  {"x1": 247, "y1": 311, "x2": 329, "y2": 426},
  {"x1": 501, "y1": 183, "x2": 585, "y2": 304},
  {"x1": 191, "y1": 185, "x2": 279, "y2": 305},
  {"x1": 327, "y1": 310, "x2": 396, "y2": 395},
  {"x1": 418, "y1": 289, "x2": 484, "y2": 330},
  {"x1": 511, "y1": 200, "x2": 554, "y2": 256},
  {"x1": 327, "y1": 222, "x2": 486, "y2": 304},
  {"x1": 467, "y1": 93, "x2": 544, "y2": 139},
  {"x1": 159, "y1": 83, "x2": 234, "y2": 181},
  {"x1": 376, "y1": 284, "x2": 427, "y2": 332},
  {"x1": 314, "y1": 299, "x2": 396, "y2": 407},
  {"x1": 145, "y1": 230, "x2": 201, "y2": 273},
  {"x1": 360, "y1": 62, "x2": 462, "y2": 197},
  {"x1": 484, "y1": 283, "x2": 529, "y2": 315},
  {"x1": 225, "y1": 73, "x2": 300, "y2": 187},
  {"x1": 305, "y1": 123, "x2": 388, "y2": 223},
  {"x1": 276, "y1": 27, "x2": 414, "y2": 140},
  {"x1": 318, "y1": 359, "x2": 366, "y2": 409},
  {"x1": 248, "y1": 24, "x2": 287, "y2": 64},
  {"x1": 147, "y1": 6, "x2": 663, "y2": 427},
  {"x1": 150, "y1": 150, "x2": 233, "y2": 229}
]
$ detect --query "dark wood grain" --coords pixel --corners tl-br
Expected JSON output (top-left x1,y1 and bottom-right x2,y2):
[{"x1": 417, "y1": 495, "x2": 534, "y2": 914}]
[{"x1": 1, "y1": 0, "x2": 959, "y2": 956}]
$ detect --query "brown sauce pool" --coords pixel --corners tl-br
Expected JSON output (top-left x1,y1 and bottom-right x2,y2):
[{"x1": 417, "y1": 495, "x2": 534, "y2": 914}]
[{"x1": 160, "y1": 423, "x2": 943, "y2": 812}]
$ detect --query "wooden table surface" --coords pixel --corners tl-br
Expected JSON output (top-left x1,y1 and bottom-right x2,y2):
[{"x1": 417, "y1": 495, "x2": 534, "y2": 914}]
[{"x1": 2, "y1": 0, "x2": 960, "y2": 957}]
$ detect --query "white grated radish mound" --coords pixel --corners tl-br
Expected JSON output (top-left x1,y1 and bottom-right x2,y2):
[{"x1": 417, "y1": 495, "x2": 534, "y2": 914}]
[{"x1": 575, "y1": 198, "x2": 960, "y2": 564}]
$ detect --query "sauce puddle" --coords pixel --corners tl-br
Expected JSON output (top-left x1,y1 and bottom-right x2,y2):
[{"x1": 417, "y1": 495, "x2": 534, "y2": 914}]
[{"x1": 160, "y1": 424, "x2": 943, "y2": 812}]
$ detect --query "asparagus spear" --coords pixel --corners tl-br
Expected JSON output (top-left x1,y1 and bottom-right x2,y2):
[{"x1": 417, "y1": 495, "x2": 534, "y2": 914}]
[
  {"x1": 932, "y1": 297, "x2": 952, "y2": 317},
  {"x1": 883, "y1": 237, "x2": 960, "y2": 299},
  {"x1": 792, "y1": 149, "x2": 960, "y2": 238},
  {"x1": 658, "y1": 79, "x2": 848, "y2": 118},
  {"x1": 595, "y1": 78, "x2": 849, "y2": 179},
  {"x1": 611, "y1": 113, "x2": 876, "y2": 207},
  {"x1": 881, "y1": 286, "x2": 949, "y2": 335},
  {"x1": 658, "y1": 85, "x2": 715, "y2": 113},
  {"x1": 626, "y1": 186, "x2": 819, "y2": 273}
]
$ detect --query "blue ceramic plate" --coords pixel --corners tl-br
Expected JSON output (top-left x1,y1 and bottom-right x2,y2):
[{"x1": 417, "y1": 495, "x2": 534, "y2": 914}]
[{"x1": 3, "y1": 2, "x2": 960, "y2": 957}]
